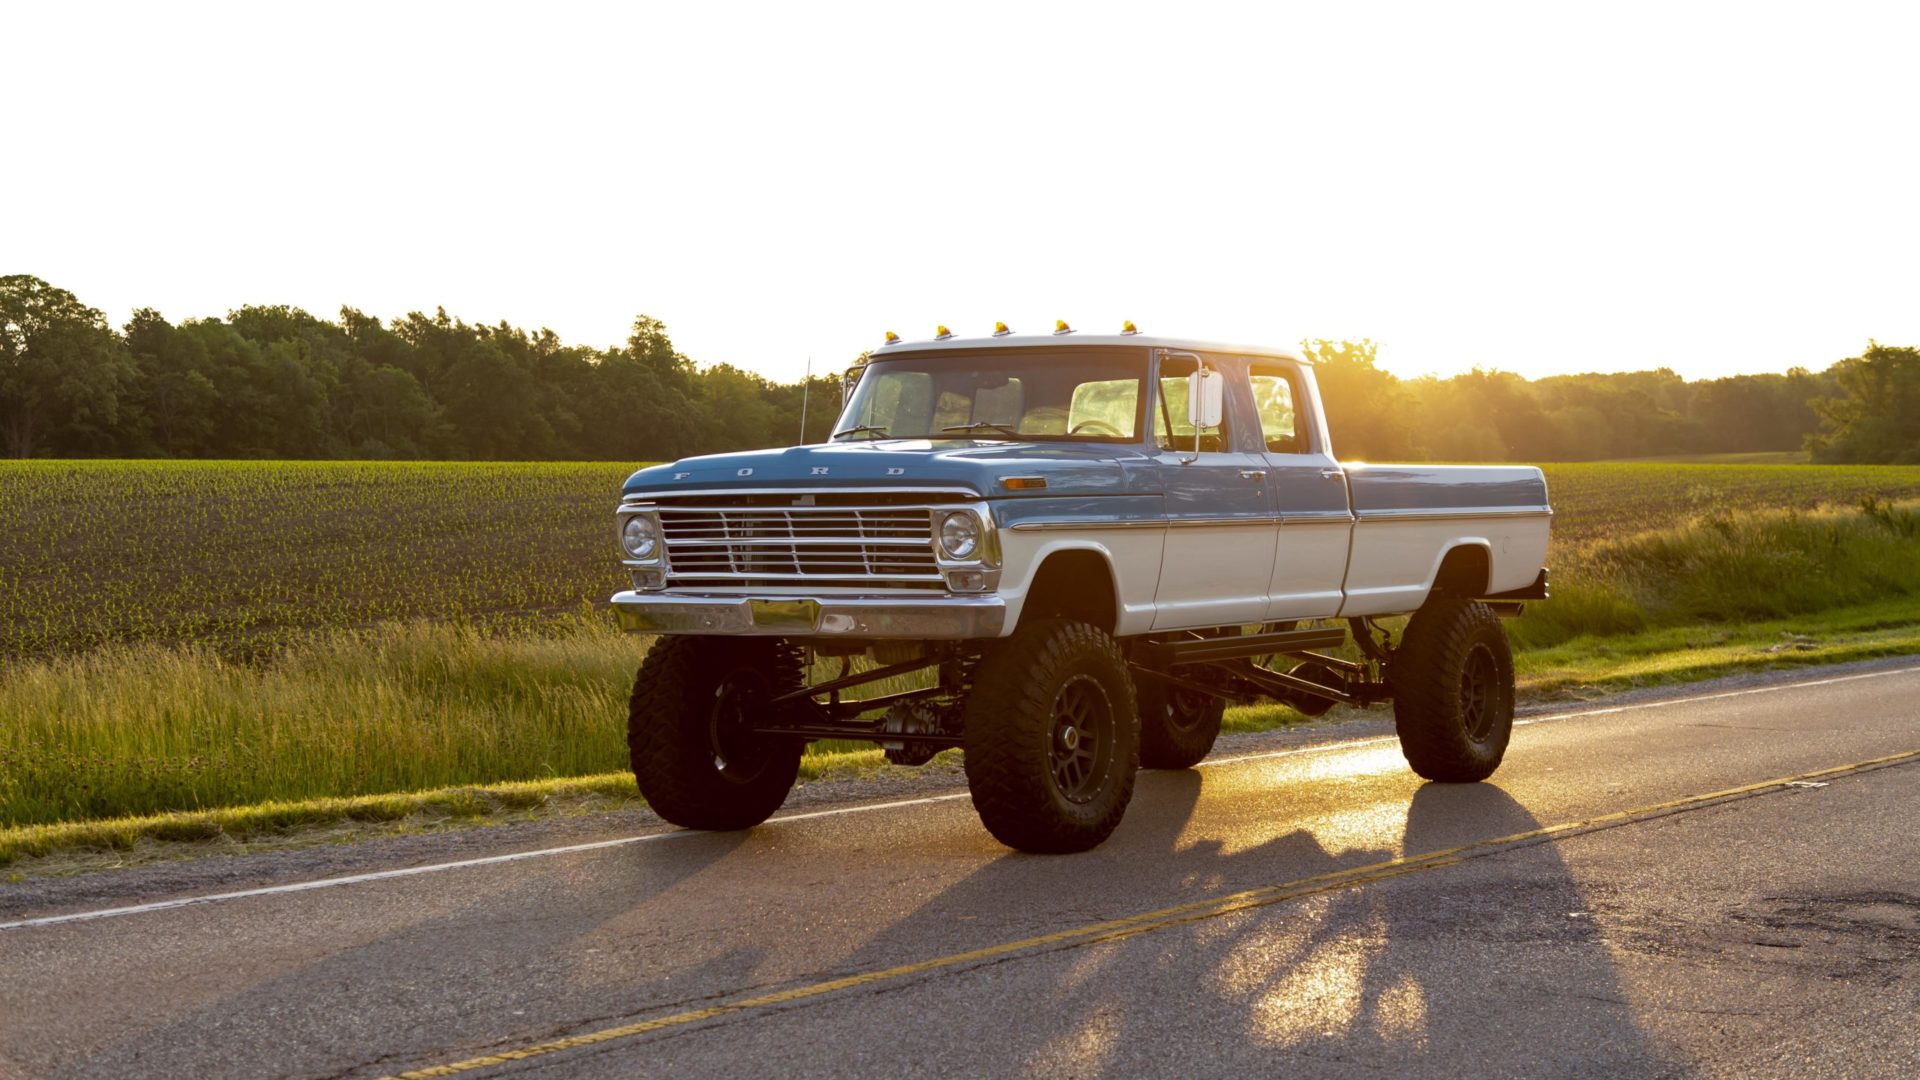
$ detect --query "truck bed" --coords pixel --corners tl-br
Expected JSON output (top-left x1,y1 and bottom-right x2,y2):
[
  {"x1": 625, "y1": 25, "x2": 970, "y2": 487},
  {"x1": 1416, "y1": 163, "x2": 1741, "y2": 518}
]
[{"x1": 1339, "y1": 464, "x2": 1552, "y2": 617}]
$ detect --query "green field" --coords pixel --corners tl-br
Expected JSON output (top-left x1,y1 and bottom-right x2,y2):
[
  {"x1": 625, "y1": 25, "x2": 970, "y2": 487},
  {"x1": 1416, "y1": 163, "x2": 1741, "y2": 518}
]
[
  {"x1": 4, "y1": 459, "x2": 1920, "y2": 838},
  {"x1": 0, "y1": 460, "x2": 633, "y2": 659}
]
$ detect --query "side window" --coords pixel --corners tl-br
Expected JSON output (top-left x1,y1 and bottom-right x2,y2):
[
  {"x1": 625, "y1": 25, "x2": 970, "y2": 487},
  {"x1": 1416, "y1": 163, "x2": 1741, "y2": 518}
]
[
  {"x1": 1153, "y1": 357, "x2": 1228, "y2": 453},
  {"x1": 1248, "y1": 367, "x2": 1302, "y2": 453}
]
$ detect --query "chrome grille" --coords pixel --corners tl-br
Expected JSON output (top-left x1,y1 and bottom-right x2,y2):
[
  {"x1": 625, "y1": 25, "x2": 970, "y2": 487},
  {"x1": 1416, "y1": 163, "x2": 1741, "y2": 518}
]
[{"x1": 658, "y1": 506, "x2": 940, "y2": 587}]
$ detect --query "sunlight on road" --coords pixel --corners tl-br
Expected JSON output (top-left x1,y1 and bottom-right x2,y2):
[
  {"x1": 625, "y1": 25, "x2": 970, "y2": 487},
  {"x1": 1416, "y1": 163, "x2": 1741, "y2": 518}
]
[{"x1": 1210, "y1": 895, "x2": 1431, "y2": 1051}]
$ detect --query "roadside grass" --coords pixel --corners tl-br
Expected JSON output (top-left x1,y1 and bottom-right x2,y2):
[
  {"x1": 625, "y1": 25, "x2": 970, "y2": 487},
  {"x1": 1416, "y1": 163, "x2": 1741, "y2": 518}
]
[
  {"x1": 0, "y1": 772, "x2": 643, "y2": 872},
  {"x1": 6, "y1": 612, "x2": 1919, "y2": 872},
  {"x1": 0, "y1": 613, "x2": 935, "y2": 833},
  {"x1": 1510, "y1": 498, "x2": 1920, "y2": 650},
  {"x1": 1512, "y1": 597, "x2": 1920, "y2": 696},
  {"x1": 12, "y1": 598, "x2": 1916, "y2": 872},
  {"x1": 0, "y1": 617, "x2": 645, "y2": 829}
]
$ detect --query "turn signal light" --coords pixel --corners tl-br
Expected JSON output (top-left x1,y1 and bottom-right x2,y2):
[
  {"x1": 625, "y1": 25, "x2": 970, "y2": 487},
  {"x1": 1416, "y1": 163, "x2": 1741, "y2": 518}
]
[{"x1": 1001, "y1": 476, "x2": 1047, "y2": 490}]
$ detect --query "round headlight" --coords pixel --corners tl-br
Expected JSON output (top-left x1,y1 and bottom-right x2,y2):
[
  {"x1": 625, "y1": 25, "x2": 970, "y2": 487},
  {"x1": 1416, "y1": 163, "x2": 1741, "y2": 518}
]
[
  {"x1": 621, "y1": 515, "x2": 659, "y2": 560},
  {"x1": 939, "y1": 512, "x2": 980, "y2": 560}
]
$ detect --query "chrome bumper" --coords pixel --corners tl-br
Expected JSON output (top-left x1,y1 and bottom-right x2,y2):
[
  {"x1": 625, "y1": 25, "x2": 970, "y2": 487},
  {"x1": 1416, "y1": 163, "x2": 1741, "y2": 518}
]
[{"x1": 609, "y1": 591, "x2": 1007, "y2": 639}]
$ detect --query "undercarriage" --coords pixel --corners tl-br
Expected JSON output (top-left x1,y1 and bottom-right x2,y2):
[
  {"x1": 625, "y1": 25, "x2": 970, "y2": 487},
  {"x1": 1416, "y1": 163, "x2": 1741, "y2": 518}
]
[{"x1": 728, "y1": 618, "x2": 1405, "y2": 756}]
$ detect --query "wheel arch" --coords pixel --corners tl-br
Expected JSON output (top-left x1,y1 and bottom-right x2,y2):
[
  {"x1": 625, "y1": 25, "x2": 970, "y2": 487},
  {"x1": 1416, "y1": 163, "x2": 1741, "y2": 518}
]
[
  {"x1": 1009, "y1": 544, "x2": 1121, "y2": 634},
  {"x1": 1424, "y1": 541, "x2": 1493, "y2": 604}
]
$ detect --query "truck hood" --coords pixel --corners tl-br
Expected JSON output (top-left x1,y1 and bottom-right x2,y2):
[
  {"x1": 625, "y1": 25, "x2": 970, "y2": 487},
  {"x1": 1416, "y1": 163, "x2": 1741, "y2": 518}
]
[{"x1": 622, "y1": 440, "x2": 1149, "y2": 499}]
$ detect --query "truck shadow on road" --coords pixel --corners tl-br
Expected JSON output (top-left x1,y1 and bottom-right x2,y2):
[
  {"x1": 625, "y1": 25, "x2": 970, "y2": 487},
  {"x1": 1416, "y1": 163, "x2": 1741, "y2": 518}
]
[{"x1": 830, "y1": 768, "x2": 1673, "y2": 1077}]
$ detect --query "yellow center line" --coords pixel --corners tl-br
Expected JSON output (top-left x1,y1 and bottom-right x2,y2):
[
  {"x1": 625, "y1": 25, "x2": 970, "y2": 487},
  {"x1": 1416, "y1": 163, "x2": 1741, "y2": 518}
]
[{"x1": 383, "y1": 748, "x2": 1920, "y2": 1079}]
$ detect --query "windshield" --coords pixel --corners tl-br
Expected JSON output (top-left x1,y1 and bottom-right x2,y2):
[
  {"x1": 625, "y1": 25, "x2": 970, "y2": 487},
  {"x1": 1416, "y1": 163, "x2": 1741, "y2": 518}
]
[{"x1": 833, "y1": 348, "x2": 1146, "y2": 443}]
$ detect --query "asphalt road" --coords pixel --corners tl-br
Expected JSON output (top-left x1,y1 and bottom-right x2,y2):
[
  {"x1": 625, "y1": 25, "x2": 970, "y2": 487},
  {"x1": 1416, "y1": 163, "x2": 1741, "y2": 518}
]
[{"x1": 5, "y1": 662, "x2": 1920, "y2": 1079}]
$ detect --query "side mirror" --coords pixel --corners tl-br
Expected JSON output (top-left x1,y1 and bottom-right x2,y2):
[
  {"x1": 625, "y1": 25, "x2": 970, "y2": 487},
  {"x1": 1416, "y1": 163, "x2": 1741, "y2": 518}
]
[{"x1": 1188, "y1": 368, "x2": 1225, "y2": 430}]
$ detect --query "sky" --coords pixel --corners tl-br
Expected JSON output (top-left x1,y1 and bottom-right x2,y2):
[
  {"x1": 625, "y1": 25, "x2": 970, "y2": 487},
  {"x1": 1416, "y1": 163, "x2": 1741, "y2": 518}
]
[{"x1": 6, "y1": 1, "x2": 1917, "y2": 384}]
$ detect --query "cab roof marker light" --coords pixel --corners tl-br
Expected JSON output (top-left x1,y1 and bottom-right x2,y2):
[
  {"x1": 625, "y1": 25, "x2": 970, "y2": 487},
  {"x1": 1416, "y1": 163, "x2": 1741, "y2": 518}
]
[
  {"x1": 1054, "y1": 320, "x2": 1073, "y2": 335},
  {"x1": 883, "y1": 330, "x2": 901, "y2": 346},
  {"x1": 1120, "y1": 320, "x2": 1139, "y2": 335},
  {"x1": 992, "y1": 321, "x2": 1012, "y2": 337},
  {"x1": 935, "y1": 325, "x2": 953, "y2": 340}
]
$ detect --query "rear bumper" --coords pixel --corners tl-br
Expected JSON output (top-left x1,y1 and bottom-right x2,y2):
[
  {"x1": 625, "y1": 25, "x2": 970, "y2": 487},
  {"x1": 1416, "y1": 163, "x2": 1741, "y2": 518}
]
[{"x1": 609, "y1": 591, "x2": 1008, "y2": 639}]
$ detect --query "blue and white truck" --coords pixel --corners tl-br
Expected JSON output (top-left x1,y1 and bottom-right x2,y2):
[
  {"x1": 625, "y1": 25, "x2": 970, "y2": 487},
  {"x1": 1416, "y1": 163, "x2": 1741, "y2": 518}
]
[{"x1": 611, "y1": 327, "x2": 1551, "y2": 852}]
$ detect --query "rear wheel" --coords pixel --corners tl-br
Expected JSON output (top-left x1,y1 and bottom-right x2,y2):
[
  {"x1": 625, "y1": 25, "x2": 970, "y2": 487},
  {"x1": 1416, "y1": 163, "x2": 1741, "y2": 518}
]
[
  {"x1": 1388, "y1": 599, "x2": 1514, "y2": 781},
  {"x1": 628, "y1": 637, "x2": 805, "y2": 830},
  {"x1": 963, "y1": 619, "x2": 1139, "y2": 853},
  {"x1": 1138, "y1": 677, "x2": 1224, "y2": 769}
]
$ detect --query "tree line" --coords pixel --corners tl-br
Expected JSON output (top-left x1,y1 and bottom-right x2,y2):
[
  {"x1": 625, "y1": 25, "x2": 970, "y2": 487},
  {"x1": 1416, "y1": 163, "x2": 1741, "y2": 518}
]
[{"x1": 3, "y1": 274, "x2": 1914, "y2": 463}]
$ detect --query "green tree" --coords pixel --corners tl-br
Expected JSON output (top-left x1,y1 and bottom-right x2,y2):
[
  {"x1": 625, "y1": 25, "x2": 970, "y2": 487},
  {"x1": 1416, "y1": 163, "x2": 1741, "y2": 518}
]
[
  {"x1": 0, "y1": 276, "x2": 130, "y2": 457},
  {"x1": 124, "y1": 308, "x2": 220, "y2": 455},
  {"x1": 1809, "y1": 342, "x2": 1920, "y2": 463},
  {"x1": 1299, "y1": 338, "x2": 1422, "y2": 460}
]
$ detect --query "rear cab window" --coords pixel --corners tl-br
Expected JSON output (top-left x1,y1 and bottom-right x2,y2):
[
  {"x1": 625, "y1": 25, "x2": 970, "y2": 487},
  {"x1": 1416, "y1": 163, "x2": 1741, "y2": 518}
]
[{"x1": 1248, "y1": 363, "x2": 1307, "y2": 453}]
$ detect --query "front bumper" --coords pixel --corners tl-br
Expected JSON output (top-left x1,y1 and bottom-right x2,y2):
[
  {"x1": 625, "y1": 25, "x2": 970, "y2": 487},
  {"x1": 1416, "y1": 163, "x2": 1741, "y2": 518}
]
[{"x1": 609, "y1": 591, "x2": 1008, "y2": 639}]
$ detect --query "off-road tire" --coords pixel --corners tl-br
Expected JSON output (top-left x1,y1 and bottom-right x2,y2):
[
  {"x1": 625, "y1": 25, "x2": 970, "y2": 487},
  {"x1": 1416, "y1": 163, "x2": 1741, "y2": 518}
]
[
  {"x1": 963, "y1": 619, "x2": 1139, "y2": 853},
  {"x1": 1137, "y1": 678, "x2": 1223, "y2": 769},
  {"x1": 628, "y1": 636, "x2": 805, "y2": 830},
  {"x1": 1389, "y1": 599, "x2": 1515, "y2": 781}
]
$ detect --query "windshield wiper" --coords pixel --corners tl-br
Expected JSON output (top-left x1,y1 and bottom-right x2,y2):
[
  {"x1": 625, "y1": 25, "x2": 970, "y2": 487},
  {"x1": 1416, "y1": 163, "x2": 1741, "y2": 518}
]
[
  {"x1": 832, "y1": 424, "x2": 891, "y2": 440},
  {"x1": 940, "y1": 422, "x2": 1020, "y2": 437}
]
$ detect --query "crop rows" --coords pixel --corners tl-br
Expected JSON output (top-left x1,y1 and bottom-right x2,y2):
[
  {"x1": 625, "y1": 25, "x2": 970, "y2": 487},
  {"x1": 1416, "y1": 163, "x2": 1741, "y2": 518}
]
[{"x1": 0, "y1": 460, "x2": 636, "y2": 659}]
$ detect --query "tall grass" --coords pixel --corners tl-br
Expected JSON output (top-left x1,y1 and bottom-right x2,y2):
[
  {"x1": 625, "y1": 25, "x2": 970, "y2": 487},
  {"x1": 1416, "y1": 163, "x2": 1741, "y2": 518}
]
[
  {"x1": 0, "y1": 617, "x2": 931, "y2": 828},
  {"x1": 1510, "y1": 500, "x2": 1920, "y2": 649},
  {"x1": 0, "y1": 618, "x2": 641, "y2": 826}
]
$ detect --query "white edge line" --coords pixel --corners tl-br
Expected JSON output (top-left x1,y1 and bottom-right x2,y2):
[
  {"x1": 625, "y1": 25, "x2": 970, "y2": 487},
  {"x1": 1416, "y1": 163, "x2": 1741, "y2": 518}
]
[
  {"x1": 0, "y1": 793, "x2": 971, "y2": 932},
  {"x1": 6, "y1": 664, "x2": 1918, "y2": 933}
]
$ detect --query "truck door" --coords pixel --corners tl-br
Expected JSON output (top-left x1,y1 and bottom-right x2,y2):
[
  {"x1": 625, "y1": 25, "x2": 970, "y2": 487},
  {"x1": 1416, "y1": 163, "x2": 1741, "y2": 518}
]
[
  {"x1": 1147, "y1": 352, "x2": 1277, "y2": 630},
  {"x1": 1249, "y1": 361, "x2": 1353, "y2": 620}
]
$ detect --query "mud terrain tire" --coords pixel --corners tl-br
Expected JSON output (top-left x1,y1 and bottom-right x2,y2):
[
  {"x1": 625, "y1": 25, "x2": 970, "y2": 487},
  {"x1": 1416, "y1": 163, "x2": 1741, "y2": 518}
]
[
  {"x1": 963, "y1": 619, "x2": 1139, "y2": 853},
  {"x1": 1137, "y1": 678, "x2": 1223, "y2": 769},
  {"x1": 628, "y1": 637, "x2": 805, "y2": 830},
  {"x1": 1389, "y1": 599, "x2": 1515, "y2": 781}
]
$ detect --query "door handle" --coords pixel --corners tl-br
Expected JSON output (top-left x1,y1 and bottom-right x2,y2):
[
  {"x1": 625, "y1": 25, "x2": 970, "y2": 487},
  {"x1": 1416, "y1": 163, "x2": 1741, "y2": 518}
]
[
  {"x1": 1239, "y1": 469, "x2": 1267, "y2": 481},
  {"x1": 1319, "y1": 469, "x2": 1344, "y2": 480}
]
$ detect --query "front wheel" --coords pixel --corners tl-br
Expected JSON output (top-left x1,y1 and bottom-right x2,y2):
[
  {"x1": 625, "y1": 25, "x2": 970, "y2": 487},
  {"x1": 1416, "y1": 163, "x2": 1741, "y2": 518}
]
[
  {"x1": 628, "y1": 637, "x2": 805, "y2": 830},
  {"x1": 963, "y1": 619, "x2": 1139, "y2": 853},
  {"x1": 1388, "y1": 599, "x2": 1515, "y2": 781}
]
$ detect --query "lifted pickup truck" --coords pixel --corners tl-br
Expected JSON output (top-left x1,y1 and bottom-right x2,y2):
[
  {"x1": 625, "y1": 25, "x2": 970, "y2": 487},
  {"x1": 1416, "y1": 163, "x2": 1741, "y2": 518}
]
[{"x1": 612, "y1": 328, "x2": 1550, "y2": 852}]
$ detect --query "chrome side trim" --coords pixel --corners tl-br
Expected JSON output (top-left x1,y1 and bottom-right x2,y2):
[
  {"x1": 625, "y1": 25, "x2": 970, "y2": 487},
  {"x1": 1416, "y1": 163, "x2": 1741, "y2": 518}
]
[
  {"x1": 1008, "y1": 519, "x2": 1171, "y2": 532},
  {"x1": 1166, "y1": 516, "x2": 1282, "y2": 529},
  {"x1": 1354, "y1": 507, "x2": 1554, "y2": 523},
  {"x1": 1010, "y1": 511, "x2": 1363, "y2": 531}
]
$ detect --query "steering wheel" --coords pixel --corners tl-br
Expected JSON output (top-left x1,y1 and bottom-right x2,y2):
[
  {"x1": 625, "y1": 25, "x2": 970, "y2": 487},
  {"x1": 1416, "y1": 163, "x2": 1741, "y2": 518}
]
[{"x1": 1069, "y1": 419, "x2": 1123, "y2": 436}]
